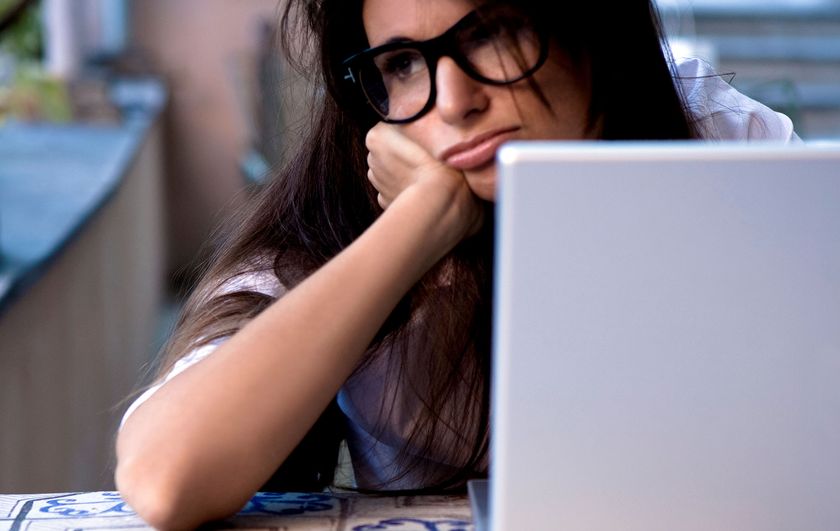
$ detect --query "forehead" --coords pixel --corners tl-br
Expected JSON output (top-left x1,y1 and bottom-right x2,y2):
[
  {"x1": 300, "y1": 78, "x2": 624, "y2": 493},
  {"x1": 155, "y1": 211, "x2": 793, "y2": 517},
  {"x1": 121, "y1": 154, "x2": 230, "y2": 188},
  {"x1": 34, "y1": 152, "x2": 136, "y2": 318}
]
[{"x1": 362, "y1": 0, "x2": 477, "y2": 47}]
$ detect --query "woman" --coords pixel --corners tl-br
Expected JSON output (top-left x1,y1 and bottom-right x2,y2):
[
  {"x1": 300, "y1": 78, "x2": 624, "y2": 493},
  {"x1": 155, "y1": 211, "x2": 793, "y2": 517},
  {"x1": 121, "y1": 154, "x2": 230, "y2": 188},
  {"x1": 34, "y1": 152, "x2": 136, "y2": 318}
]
[{"x1": 115, "y1": 0, "x2": 797, "y2": 529}]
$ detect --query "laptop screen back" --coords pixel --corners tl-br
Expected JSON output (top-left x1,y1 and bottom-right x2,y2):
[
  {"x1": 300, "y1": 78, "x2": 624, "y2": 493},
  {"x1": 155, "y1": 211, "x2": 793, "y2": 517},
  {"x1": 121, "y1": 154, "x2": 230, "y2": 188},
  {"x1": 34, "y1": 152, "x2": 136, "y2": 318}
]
[{"x1": 491, "y1": 142, "x2": 840, "y2": 531}]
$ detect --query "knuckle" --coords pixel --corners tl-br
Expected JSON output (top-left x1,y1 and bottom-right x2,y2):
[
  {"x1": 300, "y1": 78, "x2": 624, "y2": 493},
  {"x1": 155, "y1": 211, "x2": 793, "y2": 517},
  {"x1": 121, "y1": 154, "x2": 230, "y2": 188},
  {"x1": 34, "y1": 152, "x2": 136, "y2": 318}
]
[{"x1": 365, "y1": 127, "x2": 379, "y2": 149}]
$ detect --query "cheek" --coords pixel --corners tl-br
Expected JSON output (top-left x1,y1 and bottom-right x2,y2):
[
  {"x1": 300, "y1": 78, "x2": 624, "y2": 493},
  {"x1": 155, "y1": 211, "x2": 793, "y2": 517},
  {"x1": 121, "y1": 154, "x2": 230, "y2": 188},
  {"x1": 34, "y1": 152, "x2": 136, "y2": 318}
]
[
  {"x1": 527, "y1": 97, "x2": 590, "y2": 140},
  {"x1": 524, "y1": 57, "x2": 593, "y2": 139},
  {"x1": 399, "y1": 120, "x2": 439, "y2": 155}
]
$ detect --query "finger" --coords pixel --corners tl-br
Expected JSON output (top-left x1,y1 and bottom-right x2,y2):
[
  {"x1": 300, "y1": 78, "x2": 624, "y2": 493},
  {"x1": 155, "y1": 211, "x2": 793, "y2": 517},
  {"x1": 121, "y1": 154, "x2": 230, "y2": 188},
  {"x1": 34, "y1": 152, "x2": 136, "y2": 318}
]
[
  {"x1": 367, "y1": 167, "x2": 385, "y2": 194},
  {"x1": 365, "y1": 123, "x2": 382, "y2": 152},
  {"x1": 368, "y1": 169, "x2": 394, "y2": 207},
  {"x1": 366, "y1": 146, "x2": 387, "y2": 187}
]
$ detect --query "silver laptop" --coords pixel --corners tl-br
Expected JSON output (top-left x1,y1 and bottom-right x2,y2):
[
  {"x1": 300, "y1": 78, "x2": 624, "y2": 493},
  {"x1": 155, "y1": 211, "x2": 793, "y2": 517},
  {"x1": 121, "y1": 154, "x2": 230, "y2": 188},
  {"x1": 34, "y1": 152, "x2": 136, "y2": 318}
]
[{"x1": 471, "y1": 142, "x2": 840, "y2": 531}]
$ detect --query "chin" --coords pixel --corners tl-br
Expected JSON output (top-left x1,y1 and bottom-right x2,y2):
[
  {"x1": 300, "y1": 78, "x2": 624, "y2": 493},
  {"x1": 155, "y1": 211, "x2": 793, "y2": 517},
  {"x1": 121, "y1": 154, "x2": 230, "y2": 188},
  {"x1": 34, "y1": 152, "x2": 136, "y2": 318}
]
[{"x1": 466, "y1": 165, "x2": 497, "y2": 202}]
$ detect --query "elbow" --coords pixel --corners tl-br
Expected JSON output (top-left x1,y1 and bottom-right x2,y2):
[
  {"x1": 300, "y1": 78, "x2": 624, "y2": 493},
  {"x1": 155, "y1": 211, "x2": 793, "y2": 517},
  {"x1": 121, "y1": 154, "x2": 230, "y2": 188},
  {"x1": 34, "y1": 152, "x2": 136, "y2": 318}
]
[
  {"x1": 114, "y1": 419, "x2": 255, "y2": 529},
  {"x1": 116, "y1": 457, "x2": 194, "y2": 531},
  {"x1": 115, "y1": 451, "x2": 247, "y2": 531}
]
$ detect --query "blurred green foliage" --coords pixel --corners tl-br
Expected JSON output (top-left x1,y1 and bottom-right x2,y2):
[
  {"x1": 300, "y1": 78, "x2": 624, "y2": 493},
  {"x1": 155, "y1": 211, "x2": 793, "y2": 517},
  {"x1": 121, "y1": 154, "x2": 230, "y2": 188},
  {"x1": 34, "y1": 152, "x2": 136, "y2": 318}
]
[
  {"x1": 0, "y1": 0, "x2": 43, "y2": 60},
  {"x1": 1, "y1": 0, "x2": 72, "y2": 123},
  {"x1": 2, "y1": 64, "x2": 72, "y2": 123}
]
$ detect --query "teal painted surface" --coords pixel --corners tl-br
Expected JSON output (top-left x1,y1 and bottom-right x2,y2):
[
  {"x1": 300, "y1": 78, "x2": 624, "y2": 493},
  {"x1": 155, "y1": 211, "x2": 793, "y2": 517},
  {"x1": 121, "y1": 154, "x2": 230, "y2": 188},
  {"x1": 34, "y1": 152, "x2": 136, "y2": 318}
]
[{"x1": 0, "y1": 79, "x2": 165, "y2": 314}]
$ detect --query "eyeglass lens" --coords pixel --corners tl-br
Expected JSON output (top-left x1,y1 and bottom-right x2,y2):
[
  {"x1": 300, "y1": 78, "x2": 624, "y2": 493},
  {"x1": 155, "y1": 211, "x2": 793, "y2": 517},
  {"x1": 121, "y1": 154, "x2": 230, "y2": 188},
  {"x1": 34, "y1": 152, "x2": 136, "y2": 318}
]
[{"x1": 357, "y1": 9, "x2": 542, "y2": 122}]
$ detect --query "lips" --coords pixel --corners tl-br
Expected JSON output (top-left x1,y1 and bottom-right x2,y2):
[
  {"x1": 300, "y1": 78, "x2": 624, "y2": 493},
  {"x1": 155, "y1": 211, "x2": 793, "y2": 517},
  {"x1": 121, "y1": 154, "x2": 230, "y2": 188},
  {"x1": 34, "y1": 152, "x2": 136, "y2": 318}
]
[{"x1": 441, "y1": 127, "x2": 520, "y2": 171}]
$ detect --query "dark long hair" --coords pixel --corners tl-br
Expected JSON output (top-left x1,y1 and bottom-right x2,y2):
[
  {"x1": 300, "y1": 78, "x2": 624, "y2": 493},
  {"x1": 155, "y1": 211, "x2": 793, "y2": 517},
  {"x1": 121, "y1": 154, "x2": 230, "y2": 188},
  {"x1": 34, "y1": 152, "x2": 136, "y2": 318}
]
[{"x1": 154, "y1": 0, "x2": 699, "y2": 493}]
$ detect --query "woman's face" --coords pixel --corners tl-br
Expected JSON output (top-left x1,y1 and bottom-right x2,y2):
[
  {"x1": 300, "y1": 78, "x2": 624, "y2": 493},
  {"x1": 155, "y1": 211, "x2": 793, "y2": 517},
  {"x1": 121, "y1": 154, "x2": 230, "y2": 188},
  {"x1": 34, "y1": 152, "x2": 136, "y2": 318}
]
[{"x1": 361, "y1": 0, "x2": 596, "y2": 200}]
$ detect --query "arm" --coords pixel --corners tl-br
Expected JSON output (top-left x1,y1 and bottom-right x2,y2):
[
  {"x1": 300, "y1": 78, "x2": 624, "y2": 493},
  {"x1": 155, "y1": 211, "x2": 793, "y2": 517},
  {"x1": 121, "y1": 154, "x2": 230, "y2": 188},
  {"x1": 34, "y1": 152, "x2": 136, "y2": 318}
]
[{"x1": 115, "y1": 130, "x2": 481, "y2": 531}]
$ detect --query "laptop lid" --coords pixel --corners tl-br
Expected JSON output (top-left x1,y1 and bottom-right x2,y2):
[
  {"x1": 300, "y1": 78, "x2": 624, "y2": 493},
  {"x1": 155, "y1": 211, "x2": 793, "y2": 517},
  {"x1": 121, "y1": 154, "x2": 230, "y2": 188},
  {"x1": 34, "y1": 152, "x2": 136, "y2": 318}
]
[{"x1": 490, "y1": 142, "x2": 840, "y2": 531}]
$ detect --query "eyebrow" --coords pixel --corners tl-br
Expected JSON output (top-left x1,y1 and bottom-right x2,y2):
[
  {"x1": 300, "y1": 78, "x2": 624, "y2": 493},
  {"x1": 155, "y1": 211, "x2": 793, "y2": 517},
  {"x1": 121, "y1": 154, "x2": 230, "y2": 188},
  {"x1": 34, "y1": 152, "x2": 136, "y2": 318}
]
[
  {"x1": 381, "y1": 36, "x2": 417, "y2": 46},
  {"x1": 371, "y1": 9, "x2": 478, "y2": 49}
]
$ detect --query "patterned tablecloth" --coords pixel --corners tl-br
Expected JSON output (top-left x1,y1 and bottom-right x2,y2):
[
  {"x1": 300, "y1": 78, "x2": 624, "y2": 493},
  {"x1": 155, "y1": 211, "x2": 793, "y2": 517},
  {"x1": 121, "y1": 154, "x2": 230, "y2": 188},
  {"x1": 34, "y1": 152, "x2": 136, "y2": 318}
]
[{"x1": 0, "y1": 491, "x2": 473, "y2": 530}]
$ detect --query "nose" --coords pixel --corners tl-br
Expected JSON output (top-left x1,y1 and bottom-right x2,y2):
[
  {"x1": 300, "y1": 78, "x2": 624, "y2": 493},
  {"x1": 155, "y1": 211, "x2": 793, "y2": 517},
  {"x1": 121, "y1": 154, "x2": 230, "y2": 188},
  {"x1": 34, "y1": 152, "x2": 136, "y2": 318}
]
[{"x1": 434, "y1": 56, "x2": 489, "y2": 124}]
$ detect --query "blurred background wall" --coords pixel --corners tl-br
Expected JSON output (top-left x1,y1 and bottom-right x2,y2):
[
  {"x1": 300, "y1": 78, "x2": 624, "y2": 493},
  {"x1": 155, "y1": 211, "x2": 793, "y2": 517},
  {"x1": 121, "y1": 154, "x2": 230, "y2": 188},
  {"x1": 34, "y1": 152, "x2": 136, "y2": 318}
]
[
  {"x1": 129, "y1": 0, "x2": 308, "y2": 290},
  {"x1": 1, "y1": 0, "x2": 315, "y2": 492}
]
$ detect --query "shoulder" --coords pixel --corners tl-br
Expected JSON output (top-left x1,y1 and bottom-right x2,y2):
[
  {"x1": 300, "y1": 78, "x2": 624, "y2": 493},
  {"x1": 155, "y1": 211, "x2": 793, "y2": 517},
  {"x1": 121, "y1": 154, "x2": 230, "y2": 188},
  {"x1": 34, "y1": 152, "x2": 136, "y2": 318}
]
[
  {"x1": 119, "y1": 340, "x2": 223, "y2": 428},
  {"x1": 215, "y1": 267, "x2": 285, "y2": 298},
  {"x1": 120, "y1": 265, "x2": 283, "y2": 427},
  {"x1": 675, "y1": 58, "x2": 799, "y2": 142}
]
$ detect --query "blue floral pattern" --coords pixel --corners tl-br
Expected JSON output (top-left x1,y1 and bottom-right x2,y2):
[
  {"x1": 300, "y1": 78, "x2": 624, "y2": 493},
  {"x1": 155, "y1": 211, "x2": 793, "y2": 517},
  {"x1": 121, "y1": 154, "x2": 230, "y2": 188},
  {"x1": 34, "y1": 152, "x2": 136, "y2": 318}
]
[
  {"x1": 37, "y1": 492, "x2": 133, "y2": 518},
  {"x1": 0, "y1": 491, "x2": 473, "y2": 530},
  {"x1": 352, "y1": 517, "x2": 471, "y2": 531},
  {"x1": 239, "y1": 492, "x2": 336, "y2": 516}
]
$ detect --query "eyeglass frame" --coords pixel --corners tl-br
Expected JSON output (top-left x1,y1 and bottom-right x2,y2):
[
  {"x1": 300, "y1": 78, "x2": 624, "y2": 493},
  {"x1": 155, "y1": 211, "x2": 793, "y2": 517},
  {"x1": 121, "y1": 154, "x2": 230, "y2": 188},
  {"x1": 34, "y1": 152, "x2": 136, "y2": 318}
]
[{"x1": 341, "y1": 7, "x2": 550, "y2": 124}]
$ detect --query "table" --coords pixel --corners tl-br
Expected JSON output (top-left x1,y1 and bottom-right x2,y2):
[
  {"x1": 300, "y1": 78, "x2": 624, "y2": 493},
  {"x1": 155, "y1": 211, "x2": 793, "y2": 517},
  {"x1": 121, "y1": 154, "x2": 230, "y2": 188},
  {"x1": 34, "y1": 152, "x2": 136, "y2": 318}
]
[{"x1": 0, "y1": 491, "x2": 474, "y2": 530}]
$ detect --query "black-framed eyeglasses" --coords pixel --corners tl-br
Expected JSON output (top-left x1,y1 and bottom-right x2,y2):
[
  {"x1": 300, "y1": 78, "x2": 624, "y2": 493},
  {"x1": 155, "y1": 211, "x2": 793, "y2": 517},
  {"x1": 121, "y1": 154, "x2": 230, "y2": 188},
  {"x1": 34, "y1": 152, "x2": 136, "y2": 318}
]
[{"x1": 341, "y1": 5, "x2": 549, "y2": 124}]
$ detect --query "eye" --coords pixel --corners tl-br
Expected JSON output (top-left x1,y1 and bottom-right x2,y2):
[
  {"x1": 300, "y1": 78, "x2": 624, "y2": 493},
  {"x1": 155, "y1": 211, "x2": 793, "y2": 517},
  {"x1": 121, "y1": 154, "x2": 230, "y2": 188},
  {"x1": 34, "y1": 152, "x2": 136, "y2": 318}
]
[
  {"x1": 462, "y1": 22, "x2": 497, "y2": 47},
  {"x1": 459, "y1": 7, "x2": 533, "y2": 49},
  {"x1": 376, "y1": 50, "x2": 426, "y2": 80}
]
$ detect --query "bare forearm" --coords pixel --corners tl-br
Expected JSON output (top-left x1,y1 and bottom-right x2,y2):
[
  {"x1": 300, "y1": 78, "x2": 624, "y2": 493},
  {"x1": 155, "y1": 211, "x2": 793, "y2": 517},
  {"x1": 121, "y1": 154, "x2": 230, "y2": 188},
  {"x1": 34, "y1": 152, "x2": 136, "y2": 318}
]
[{"x1": 115, "y1": 182, "x2": 476, "y2": 530}]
